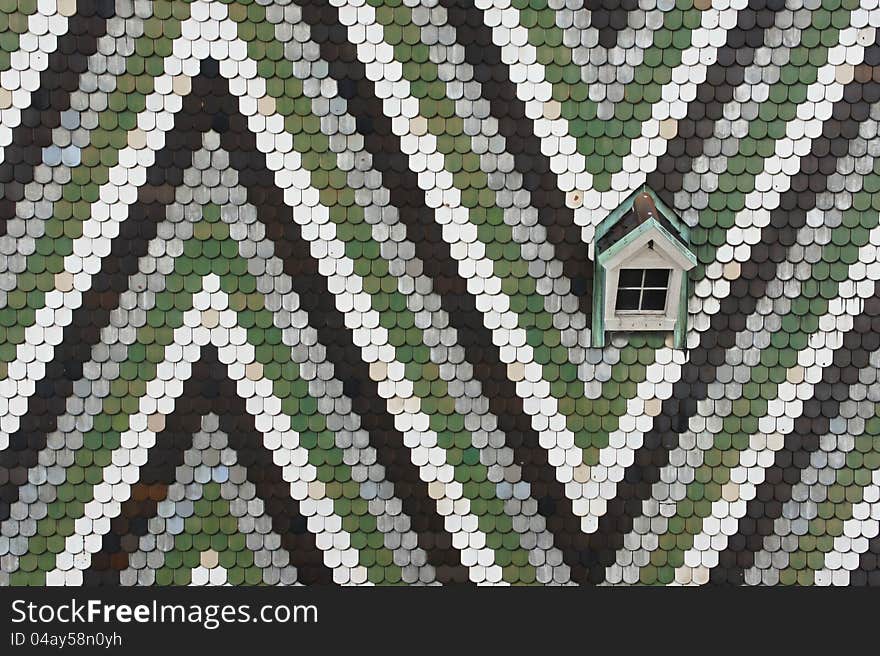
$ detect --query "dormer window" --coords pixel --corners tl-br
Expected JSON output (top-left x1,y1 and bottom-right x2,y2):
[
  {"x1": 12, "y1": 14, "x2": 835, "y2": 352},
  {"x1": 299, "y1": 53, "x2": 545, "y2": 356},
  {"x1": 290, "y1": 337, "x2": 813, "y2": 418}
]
[{"x1": 592, "y1": 188, "x2": 696, "y2": 348}]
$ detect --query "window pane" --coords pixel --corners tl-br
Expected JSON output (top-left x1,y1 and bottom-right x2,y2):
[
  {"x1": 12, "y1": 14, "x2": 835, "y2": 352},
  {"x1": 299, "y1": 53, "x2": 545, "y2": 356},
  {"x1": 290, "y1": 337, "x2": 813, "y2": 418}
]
[
  {"x1": 644, "y1": 269, "x2": 670, "y2": 287},
  {"x1": 618, "y1": 269, "x2": 643, "y2": 287},
  {"x1": 641, "y1": 289, "x2": 667, "y2": 310},
  {"x1": 616, "y1": 289, "x2": 641, "y2": 310}
]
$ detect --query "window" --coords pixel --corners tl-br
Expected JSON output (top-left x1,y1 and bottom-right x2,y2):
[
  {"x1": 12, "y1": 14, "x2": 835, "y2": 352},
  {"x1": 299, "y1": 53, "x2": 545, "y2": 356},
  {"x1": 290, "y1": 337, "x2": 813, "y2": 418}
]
[{"x1": 615, "y1": 268, "x2": 670, "y2": 312}]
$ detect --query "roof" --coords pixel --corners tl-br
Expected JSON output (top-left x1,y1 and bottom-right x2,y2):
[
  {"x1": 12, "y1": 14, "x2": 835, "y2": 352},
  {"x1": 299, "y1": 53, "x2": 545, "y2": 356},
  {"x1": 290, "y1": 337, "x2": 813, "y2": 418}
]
[
  {"x1": 1, "y1": 0, "x2": 879, "y2": 588},
  {"x1": 595, "y1": 187, "x2": 692, "y2": 259}
]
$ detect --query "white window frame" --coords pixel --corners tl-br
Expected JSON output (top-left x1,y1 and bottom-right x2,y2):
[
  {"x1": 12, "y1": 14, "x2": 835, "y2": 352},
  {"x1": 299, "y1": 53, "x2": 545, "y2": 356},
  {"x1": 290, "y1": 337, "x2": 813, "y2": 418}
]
[{"x1": 601, "y1": 225, "x2": 692, "y2": 333}]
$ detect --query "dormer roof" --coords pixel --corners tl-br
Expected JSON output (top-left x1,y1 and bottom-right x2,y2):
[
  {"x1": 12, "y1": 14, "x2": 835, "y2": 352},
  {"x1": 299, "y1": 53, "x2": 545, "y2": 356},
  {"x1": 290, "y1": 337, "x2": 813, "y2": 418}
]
[{"x1": 594, "y1": 187, "x2": 696, "y2": 272}]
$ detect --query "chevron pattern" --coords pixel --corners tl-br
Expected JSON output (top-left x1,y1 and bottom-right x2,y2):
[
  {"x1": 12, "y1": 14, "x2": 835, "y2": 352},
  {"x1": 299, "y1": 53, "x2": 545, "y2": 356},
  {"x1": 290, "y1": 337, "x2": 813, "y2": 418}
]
[{"x1": 0, "y1": 0, "x2": 880, "y2": 586}]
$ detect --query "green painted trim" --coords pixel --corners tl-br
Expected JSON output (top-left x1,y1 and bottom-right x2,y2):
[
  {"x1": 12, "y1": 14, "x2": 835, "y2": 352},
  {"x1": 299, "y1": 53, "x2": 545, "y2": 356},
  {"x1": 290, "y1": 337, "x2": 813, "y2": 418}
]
[
  {"x1": 594, "y1": 185, "x2": 690, "y2": 245},
  {"x1": 594, "y1": 188, "x2": 640, "y2": 244},
  {"x1": 591, "y1": 264, "x2": 606, "y2": 348},
  {"x1": 597, "y1": 217, "x2": 696, "y2": 271},
  {"x1": 649, "y1": 189, "x2": 690, "y2": 241},
  {"x1": 673, "y1": 274, "x2": 689, "y2": 350}
]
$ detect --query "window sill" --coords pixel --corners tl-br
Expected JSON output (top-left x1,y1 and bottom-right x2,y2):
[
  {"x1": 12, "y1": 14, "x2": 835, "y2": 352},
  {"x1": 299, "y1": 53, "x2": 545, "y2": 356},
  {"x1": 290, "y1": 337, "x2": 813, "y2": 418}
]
[{"x1": 605, "y1": 316, "x2": 677, "y2": 331}]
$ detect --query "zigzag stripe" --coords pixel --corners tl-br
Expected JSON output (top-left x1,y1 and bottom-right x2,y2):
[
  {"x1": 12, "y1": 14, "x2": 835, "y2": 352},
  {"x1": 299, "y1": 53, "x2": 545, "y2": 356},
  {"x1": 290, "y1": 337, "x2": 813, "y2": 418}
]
[
  {"x1": 81, "y1": 353, "x2": 336, "y2": 586},
  {"x1": 113, "y1": 414, "x2": 316, "y2": 586}
]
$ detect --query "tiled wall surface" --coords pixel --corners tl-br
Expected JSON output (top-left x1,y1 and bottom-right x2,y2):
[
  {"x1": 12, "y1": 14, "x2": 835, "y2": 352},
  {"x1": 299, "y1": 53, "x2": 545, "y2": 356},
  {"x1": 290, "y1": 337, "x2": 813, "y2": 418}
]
[{"x1": 1, "y1": 0, "x2": 880, "y2": 586}]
